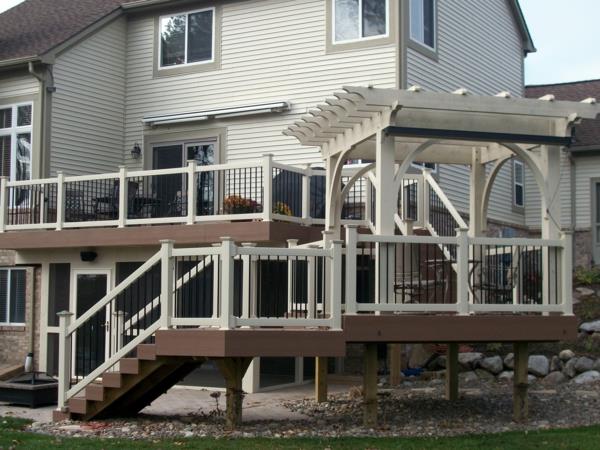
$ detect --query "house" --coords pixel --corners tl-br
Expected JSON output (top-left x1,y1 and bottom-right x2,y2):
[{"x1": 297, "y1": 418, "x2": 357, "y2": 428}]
[
  {"x1": 0, "y1": 0, "x2": 596, "y2": 428},
  {"x1": 526, "y1": 79, "x2": 600, "y2": 268}
]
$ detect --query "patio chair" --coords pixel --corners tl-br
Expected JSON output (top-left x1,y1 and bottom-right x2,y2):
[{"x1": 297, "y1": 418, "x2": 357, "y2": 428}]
[{"x1": 471, "y1": 253, "x2": 521, "y2": 304}]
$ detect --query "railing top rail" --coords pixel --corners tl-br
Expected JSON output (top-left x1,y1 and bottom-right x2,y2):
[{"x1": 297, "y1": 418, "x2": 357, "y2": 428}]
[
  {"x1": 127, "y1": 166, "x2": 188, "y2": 178},
  {"x1": 66, "y1": 250, "x2": 162, "y2": 335},
  {"x1": 423, "y1": 170, "x2": 468, "y2": 229},
  {"x1": 469, "y1": 236, "x2": 564, "y2": 247},
  {"x1": 64, "y1": 172, "x2": 120, "y2": 183},
  {"x1": 171, "y1": 247, "x2": 223, "y2": 257},
  {"x1": 238, "y1": 246, "x2": 331, "y2": 257},
  {"x1": 271, "y1": 161, "x2": 307, "y2": 175},
  {"x1": 357, "y1": 233, "x2": 458, "y2": 246},
  {"x1": 6, "y1": 177, "x2": 59, "y2": 187}
]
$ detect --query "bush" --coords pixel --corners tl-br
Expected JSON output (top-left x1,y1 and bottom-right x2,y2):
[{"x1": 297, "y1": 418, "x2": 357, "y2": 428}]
[
  {"x1": 223, "y1": 195, "x2": 261, "y2": 214},
  {"x1": 575, "y1": 267, "x2": 600, "y2": 286}
]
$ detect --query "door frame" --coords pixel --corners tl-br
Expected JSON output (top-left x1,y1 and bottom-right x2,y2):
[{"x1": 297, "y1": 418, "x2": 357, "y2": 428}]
[{"x1": 70, "y1": 268, "x2": 113, "y2": 369}]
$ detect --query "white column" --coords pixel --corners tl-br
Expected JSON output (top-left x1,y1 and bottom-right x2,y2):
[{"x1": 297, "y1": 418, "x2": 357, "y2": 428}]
[
  {"x1": 57, "y1": 311, "x2": 74, "y2": 411},
  {"x1": 287, "y1": 239, "x2": 299, "y2": 314},
  {"x1": 456, "y1": 228, "x2": 470, "y2": 315},
  {"x1": 325, "y1": 154, "x2": 341, "y2": 237},
  {"x1": 345, "y1": 225, "x2": 359, "y2": 314},
  {"x1": 118, "y1": 166, "x2": 128, "y2": 228},
  {"x1": 330, "y1": 240, "x2": 343, "y2": 330},
  {"x1": 469, "y1": 148, "x2": 486, "y2": 304},
  {"x1": 219, "y1": 237, "x2": 236, "y2": 329},
  {"x1": 0, "y1": 176, "x2": 7, "y2": 232},
  {"x1": 240, "y1": 243, "x2": 256, "y2": 322},
  {"x1": 561, "y1": 231, "x2": 574, "y2": 315},
  {"x1": 186, "y1": 160, "x2": 198, "y2": 225},
  {"x1": 56, "y1": 171, "x2": 65, "y2": 230},
  {"x1": 160, "y1": 240, "x2": 175, "y2": 329},
  {"x1": 262, "y1": 154, "x2": 273, "y2": 222},
  {"x1": 302, "y1": 164, "x2": 311, "y2": 224}
]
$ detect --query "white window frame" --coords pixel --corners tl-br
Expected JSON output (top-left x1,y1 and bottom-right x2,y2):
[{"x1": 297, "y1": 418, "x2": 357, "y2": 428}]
[
  {"x1": 332, "y1": 0, "x2": 390, "y2": 45},
  {"x1": 513, "y1": 160, "x2": 525, "y2": 208},
  {"x1": 0, "y1": 268, "x2": 27, "y2": 326},
  {"x1": 0, "y1": 101, "x2": 33, "y2": 182},
  {"x1": 158, "y1": 7, "x2": 216, "y2": 70},
  {"x1": 412, "y1": 161, "x2": 437, "y2": 174},
  {"x1": 409, "y1": 0, "x2": 437, "y2": 51}
]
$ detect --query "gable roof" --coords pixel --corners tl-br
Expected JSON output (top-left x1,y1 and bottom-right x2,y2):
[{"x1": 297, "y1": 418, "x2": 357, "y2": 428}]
[
  {"x1": 0, "y1": 0, "x2": 535, "y2": 65},
  {"x1": 526, "y1": 79, "x2": 600, "y2": 151}
]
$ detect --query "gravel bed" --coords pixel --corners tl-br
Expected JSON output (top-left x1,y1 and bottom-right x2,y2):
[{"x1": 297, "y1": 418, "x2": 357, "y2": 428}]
[{"x1": 30, "y1": 379, "x2": 600, "y2": 439}]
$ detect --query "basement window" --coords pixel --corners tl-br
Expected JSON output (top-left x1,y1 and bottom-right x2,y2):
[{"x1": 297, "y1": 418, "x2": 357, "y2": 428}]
[
  {"x1": 0, "y1": 268, "x2": 26, "y2": 326},
  {"x1": 159, "y1": 7, "x2": 215, "y2": 68},
  {"x1": 333, "y1": 0, "x2": 389, "y2": 43}
]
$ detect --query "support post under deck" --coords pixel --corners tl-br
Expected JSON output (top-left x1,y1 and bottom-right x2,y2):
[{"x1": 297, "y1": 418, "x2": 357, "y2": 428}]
[
  {"x1": 315, "y1": 357, "x2": 328, "y2": 403},
  {"x1": 215, "y1": 357, "x2": 253, "y2": 429},
  {"x1": 513, "y1": 342, "x2": 529, "y2": 423},
  {"x1": 445, "y1": 343, "x2": 459, "y2": 401},
  {"x1": 363, "y1": 343, "x2": 378, "y2": 428},
  {"x1": 389, "y1": 344, "x2": 403, "y2": 386}
]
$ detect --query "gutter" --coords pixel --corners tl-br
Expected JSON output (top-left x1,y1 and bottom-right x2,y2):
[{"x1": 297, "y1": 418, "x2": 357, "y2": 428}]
[{"x1": 0, "y1": 56, "x2": 40, "y2": 69}]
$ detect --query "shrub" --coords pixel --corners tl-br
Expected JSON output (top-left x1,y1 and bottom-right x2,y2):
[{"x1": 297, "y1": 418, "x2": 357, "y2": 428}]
[
  {"x1": 223, "y1": 195, "x2": 260, "y2": 214},
  {"x1": 575, "y1": 267, "x2": 600, "y2": 286}
]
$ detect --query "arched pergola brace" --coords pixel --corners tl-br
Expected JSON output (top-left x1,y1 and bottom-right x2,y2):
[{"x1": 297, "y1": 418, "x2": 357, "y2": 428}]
[{"x1": 481, "y1": 155, "x2": 513, "y2": 230}]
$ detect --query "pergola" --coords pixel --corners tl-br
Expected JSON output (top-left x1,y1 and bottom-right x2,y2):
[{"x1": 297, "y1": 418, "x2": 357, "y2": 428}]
[{"x1": 284, "y1": 86, "x2": 600, "y2": 240}]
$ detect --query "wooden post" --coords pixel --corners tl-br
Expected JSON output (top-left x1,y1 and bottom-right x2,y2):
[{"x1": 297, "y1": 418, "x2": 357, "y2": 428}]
[
  {"x1": 57, "y1": 311, "x2": 73, "y2": 411},
  {"x1": 445, "y1": 343, "x2": 459, "y2": 401},
  {"x1": 159, "y1": 240, "x2": 175, "y2": 329},
  {"x1": 389, "y1": 344, "x2": 403, "y2": 386},
  {"x1": 215, "y1": 357, "x2": 252, "y2": 430},
  {"x1": 315, "y1": 357, "x2": 328, "y2": 403},
  {"x1": 513, "y1": 342, "x2": 529, "y2": 423},
  {"x1": 363, "y1": 343, "x2": 378, "y2": 428}
]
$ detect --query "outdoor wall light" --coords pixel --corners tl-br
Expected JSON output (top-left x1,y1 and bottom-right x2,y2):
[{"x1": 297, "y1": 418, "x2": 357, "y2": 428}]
[{"x1": 131, "y1": 143, "x2": 142, "y2": 159}]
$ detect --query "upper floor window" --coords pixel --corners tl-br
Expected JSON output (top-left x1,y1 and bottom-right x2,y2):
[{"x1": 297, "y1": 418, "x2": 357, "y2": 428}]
[
  {"x1": 333, "y1": 0, "x2": 389, "y2": 44},
  {"x1": 513, "y1": 160, "x2": 525, "y2": 208},
  {"x1": 0, "y1": 268, "x2": 26, "y2": 326},
  {"x1": 0, "y1": 103, "x2": 32, "y2": 182},
  {"x1": 410, "y1": 0, "x2": 436, "y2": 49},
  {"x1": 159, "y1": 7, "x2": 215, "y2": 68}
]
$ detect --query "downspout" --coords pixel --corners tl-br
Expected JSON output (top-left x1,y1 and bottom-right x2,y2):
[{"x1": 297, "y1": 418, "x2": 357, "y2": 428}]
[
  {"x1": 28, "y1": 62, "x2": 55, "y2": 178},
  {"x1": 568, "y1": 150, "x2": 577, "y2": 267}
]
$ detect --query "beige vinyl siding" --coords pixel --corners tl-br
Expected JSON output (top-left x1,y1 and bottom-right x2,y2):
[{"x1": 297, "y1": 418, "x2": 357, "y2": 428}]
[
  {"x1": 571, "y1": 156, "x2": 600, "y2": 230},
  {"x1": 50, "y1": 17, "x2": 127, "y2": 176},
  {"x1": 0, "y1": 73, "x2": 39, "y2": 99},
  {"x1": 124, "y1": 0, "x2": 397, "y2": 168},
  {"x1": 406, "y1": 0, "x2": 526, "y2": 227}
]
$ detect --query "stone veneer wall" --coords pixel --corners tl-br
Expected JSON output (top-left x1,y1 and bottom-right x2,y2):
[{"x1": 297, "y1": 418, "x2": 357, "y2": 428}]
[
  {"x1": 574, "y1": 230, "x2": 594, "y2": 269},
  {"x1": 0, "y1": 250, "x2": 41, "y2": 370}
]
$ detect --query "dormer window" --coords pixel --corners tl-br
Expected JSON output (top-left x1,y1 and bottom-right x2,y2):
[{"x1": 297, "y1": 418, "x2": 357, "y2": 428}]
[
  {"x1": 410, "y1": 0, "x2": 436, "y2": 50},
  {"x1": 159, "y1": 7, "x2": 215, "y2": 68},
  {"x1": 333, "y1": 0, "x2": 389, "y2": 44}
]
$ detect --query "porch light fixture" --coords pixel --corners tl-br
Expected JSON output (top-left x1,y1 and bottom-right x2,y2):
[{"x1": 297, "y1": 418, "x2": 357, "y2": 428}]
[
  {"x1": 142, "y1": 101, "x2": 291, "y2": 127},
  {"x1": 131, "y1": 143, "x2": 142, "y2": 159}
]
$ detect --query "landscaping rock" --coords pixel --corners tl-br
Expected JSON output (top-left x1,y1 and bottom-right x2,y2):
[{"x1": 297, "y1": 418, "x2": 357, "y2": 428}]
[
  {"x1": 576, "y1": 287, "x2": 595, "y2": 297},
  {"x1": 580, "y1": 320, "x2": 600, "y2": 333},
  {"x1": 459, "y1": 371, "x2": 479, "y2": 384},
  {"x1": 504, "y1": 353, "x2": 514, "y2": 370},
  {"x1": 428, "y1": 355, "x2": 446, "y2": 370},
  {"x1": 497, "y1": 371, "x2": 513, "y2": 382},
  {"x1": 543, "y1": 371, "x2": 568, "y2": 385},
  {"x1": 480, "y1": 356, "x2": 504, "y2": 375},
  {"x1": 528, "y1": 355, "x2": 550, "y2": 377},
  {"x1": 458, "y1": 353, "x2": 484, "y2": 370},
  {"x1": 559, "y1": 349, "x2": 575, "y2": 361},
  {"x1": 571, "y1": 371, "x2": 600, "y2": 385},
  {"x1": 550, "y1": 356, "x2": 562, "y2": 373},
  {"x1": 593, "y1": 359, "x2": 600, "y2": 372},
  {"x1": 475, "y1": 369, "x2": 496, "y2": 381},
  {"x1": 563, "y1": 358, "x2": 578, "y2": 378},
  {"x1": 408, "y1": 344, "x2": 435, "y2": 369},
  {"x1": 574, "y1": 357, "x2": 595, "y2": 374}
]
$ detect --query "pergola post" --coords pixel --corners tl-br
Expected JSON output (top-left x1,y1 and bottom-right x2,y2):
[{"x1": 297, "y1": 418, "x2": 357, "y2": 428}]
[{"x1": 469, "y1": 148, "x2": 487, "y2": 304}]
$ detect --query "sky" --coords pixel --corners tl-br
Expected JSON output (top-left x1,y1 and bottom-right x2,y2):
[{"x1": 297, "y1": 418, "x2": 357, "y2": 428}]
[{"x1": 0, "y1": 0, "x2": 598, "y2": 86}]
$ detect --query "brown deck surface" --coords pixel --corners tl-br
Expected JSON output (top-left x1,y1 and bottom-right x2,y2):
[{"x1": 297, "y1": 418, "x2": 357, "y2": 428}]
[{"x1": 0, "y1": 221, "x2": 323, "y2": 249}]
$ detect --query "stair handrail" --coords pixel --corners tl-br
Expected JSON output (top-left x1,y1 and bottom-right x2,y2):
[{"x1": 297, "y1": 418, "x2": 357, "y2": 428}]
[{"x1": 422, "y1": 169, "x2": 468, "y2": 231}]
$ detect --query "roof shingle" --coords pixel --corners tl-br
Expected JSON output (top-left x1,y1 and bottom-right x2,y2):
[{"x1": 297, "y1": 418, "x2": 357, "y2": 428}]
[{"x1": 526, "y1": 79, "x2": 600, "y2": 150}]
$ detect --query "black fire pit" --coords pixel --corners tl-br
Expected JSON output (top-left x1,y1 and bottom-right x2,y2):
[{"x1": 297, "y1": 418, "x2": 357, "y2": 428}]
[{"x1": 0, "y1": 373, "x2": 58, "y2": 408}]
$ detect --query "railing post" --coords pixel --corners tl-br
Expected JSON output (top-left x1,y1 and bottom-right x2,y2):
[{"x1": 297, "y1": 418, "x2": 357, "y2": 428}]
[
  {"x1": 262, "y1": 154, "x2": 273, "y2": 222},
  {"x1": 456, "y1": 228, "x2": 470, "y2": 315},
  {"x1": 160, "y1": 240, "x2": 175, "y2": 329},
  {"x1": 561, "y1": 232, "x2": 574, "y2": 315},
  {"x1": 345, "y1": 225, "x2": 358, "y2": 315},
  {"x1": 219, "y1": 237, "x2": 236, "y2": 329},
  {"x1": 241, "y1": 243, "x2": 257, "y2": 321},
  {"x1": 111, "y1": 310, "x2": 126, "y2": 354},
  {"x1": 118, "y1": 166, "x2": 128, "y2": 228},
  {"x1": 330, "y1": 240, "x2": 343, "y2": 330},
  {"x1": 57, "y1": 311, "x2": 74, "y2": 411},
  {"x1": 302, "y1": 165, "x2": 311, "y2": 224},
  {"x1": 287, "y1": 239, "x2": 299, "y2": 314},
  {"x1": 211, "y1": 242, "x2": 221, "y2": 319},
  {"x1": 0, "y1": 176, "x2": 7, "y2": 232},
  {"x1": 365, "y1": 176, "x2": 373, "y2": 226},
  {"x1": 186, "y1": 160, "x2": 197, "y2": 225},
  {"x1": 422, "y1": 170, "x2": 431, "y2": 227},
  {"x1": 56, "y1": 171, "x2": 65, "y2": 231},
  {"x1": 307, "y1": 244, "x2": 318, "y2": 320}
]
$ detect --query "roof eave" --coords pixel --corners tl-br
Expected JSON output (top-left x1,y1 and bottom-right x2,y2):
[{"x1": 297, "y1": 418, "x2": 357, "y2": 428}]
[
  {"x1": 508, "y1": 0, "x2": 537, "y2": 55},
  {"x1": 0, "y1": 55, "x2": 41, "y2": 70}
]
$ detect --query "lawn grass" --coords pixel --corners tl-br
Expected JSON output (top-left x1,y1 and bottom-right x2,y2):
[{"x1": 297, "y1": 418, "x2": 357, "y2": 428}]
[{"x1": 1, "y1": 417, "x2": 600, "y2": 449}]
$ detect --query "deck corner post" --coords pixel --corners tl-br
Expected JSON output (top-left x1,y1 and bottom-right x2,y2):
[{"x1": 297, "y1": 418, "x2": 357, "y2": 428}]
[
  {"x1": 455, "y1": 227, "x2": 470, "y2": 315},
  {"x1": 560, "y1": 231, "x2": 574, "y2": 315},
  {"x1": 56, "y1": 171, "x2": 65, "y2": 231},
  {"x1": 215, "y1": 357, "x2": 252, "y2": 430},
  {"x1": 118, "y1": 166, "x2": 128, "y2": 228},
  {"x1": 219, "y1": 237, "x2": 236, "y2": 329},
  {"x1": 389, "y1": 343, "x2": 403, "y2": 386},
  {"x1": 345, "y1": 225, "x2": 359, "y2": 315},
  {"x1": 186, "y1": 159, "x2": 198, "y2": 225},
  {"x1": 315, "y1": 356, "x2": 328, "y2": 403},
  {"x1": 513, "y1": 341, "x2": 529, "y2": 423},
  {"x1": 262, "y1": 154, "x2": 273, "y2": 222},
  {"x1": 330, "y1": 239, "x2": 343, "y2": 330},
  {"x1": 445, "y1": 343, "x2": 459, "y2": 401},
  {"x1": 363, "y1": 343, "x2": 378, "y2": 428},
  {"x1": 0, "y1": 176, "x2": 7, "y2": 232},
  {"x1": 160, "y1": 239, "x2": 175, "y2": 329},
  {"x1": 57, "y1": 310, "x2": 74, "y2": 411}
]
